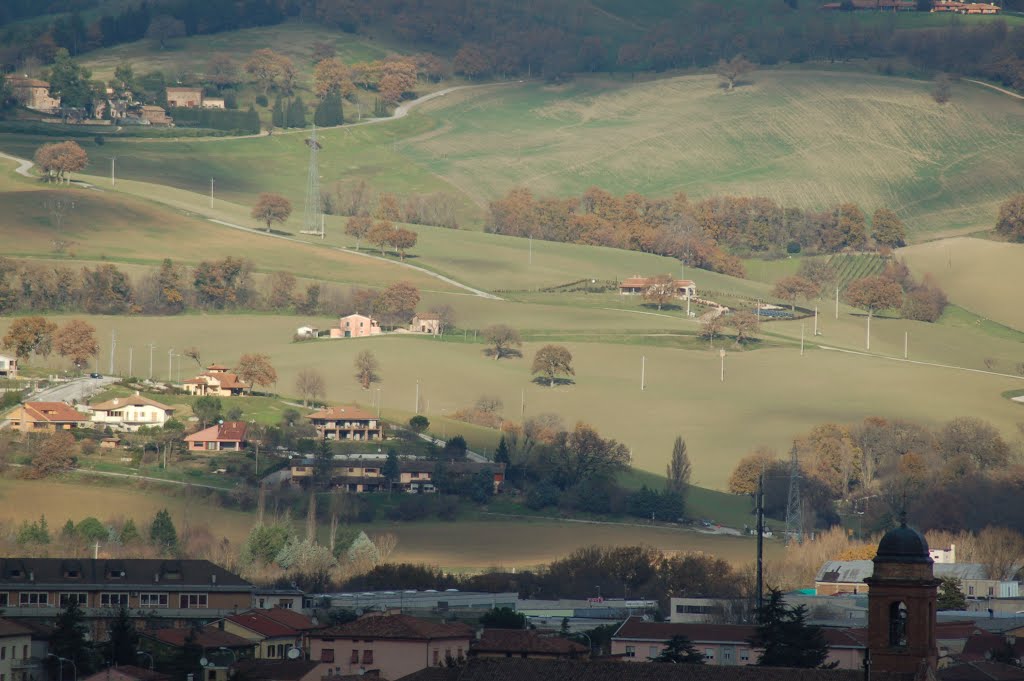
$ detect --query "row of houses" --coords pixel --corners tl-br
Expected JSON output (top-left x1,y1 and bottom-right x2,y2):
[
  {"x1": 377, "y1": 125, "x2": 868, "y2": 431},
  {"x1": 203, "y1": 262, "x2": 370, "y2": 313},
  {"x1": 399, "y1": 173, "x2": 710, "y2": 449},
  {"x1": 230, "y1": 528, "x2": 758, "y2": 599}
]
[
  {"x1": 819, "y1": 0, "x2": 999, "y2": 11},
  {"x1": 298, "y1": 312, "x2": 443, "y2": 341},
  {"x1": 290, "y1": 457, "x2": 506, "y2": 494}
]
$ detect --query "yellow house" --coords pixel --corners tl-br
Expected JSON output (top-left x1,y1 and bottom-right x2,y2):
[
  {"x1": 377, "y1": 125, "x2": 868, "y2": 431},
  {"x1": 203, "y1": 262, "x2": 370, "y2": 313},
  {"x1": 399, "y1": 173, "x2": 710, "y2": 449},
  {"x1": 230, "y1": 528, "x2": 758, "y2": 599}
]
[{"x1": 213, "y1": 610, "x2": 305, "y2": 660}]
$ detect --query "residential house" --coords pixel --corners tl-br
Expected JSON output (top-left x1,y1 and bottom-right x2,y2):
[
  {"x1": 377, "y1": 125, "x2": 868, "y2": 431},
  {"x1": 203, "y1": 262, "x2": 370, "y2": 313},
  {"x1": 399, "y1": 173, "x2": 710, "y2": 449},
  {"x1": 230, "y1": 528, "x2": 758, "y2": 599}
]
[
  {"x1": 230, "y1": 660, "x2": 322, "y2": 681},
  {"x1": 140, "y1": 628, "x2": 254, "y2": 681},
  {"x1": 959, "y1": 629, "x2": 1024, "y2": 664},
  {"x1": 166, "y1": 87, "x2": 204, "y2": 108},
  {"x1": 611, "y1": 618, "x2": 865, "y2": 669},
  {"x1": 139, "y1": 105, "x2": 172, "y2": 126},
  {"x1": 398, "y1": 658, "x2": 915, "y2": 681},
  {"x1": 308, "y1": 613, "x2": 473, "y2": 680},
  {"x1": 306, "y1": 406, "x2": 382, "y2": 441},
  {"x1": 329, "y1": 314, "x2": 381, "y2": 339},
  {"x1": 4, "y1": 402, "x2": 84, "y2": 433},
  {"x1": 0, "y1": 618, "x2": 34, "y2": 681},
  {"x1": 931, "y1": 1, "x2": 1000, "y2": 12},
  {"x1": 212, "y1": 610, "x2": 306, "y2": 660},
  {"x1": 182, "y1": 365, "x2": 248, "y2": 397},
  {"x1": 0, "y1": 354, "x2": 18, "y2": 379},
  {"x1": 410, "y1": 313, "x2": 441, "y2": 335},
  {"x1": 254, "y1": 589, "x2": 305, "y2": 612},
  {"x1": 618, "y1": 276, "x2": 696, "y2": 299},
  {"x1": 185, "y1": 421, "x2": 248, "y2": 452},
  {"x1": 79, "y1": 666, "x2": 171, "y2": 681},
  {"x1": 469, "y1": 629, "x2": 588, "y2": 660},
  {"x1": 821, "y1": 0, "x2": 916, "y2": 8},
  {"x1": 295, "y1": 326, "x2": 318, "y2": 340},
  {"x1": 5, "y1": 76, "x2": 61, "y2": 113},
  {"x1": 203, "y1": 98, "x2": 226, "y2": 109},
  {"x1": 90, "y1": 393, "x2": 175, "y2": 432},
  {"x1": 399, "y1": 461, "x2": 505, "y2": 495},
  {"x1": 0, "y1": 558, "x2": 254, "y2": 622},
  {"x1": 815, "y1": 561, "x2": 1019, "y2": 599}
]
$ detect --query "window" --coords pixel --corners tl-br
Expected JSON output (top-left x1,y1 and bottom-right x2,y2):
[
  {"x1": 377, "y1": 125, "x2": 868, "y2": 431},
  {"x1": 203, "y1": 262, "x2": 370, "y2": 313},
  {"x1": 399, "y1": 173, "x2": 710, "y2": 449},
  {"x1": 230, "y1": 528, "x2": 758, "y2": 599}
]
[
  {"x1": 266, "y1": 646, "x2": 276, "y2": 659},
  {"x1": 0, "y1": 594, "x2": 7, "y2": 607},
  {"x1": 889, "y1": 601, "x2": 908, "y2": 647},
  {"x1": 101, "y1": 593, "x2": 129, "y2": 607},
  {"x1": 179, "y1": 593, "x2": 208, "y2": 608},
  {"x1": 624, "y1": 646, "x2": 635, "y2": 658},
  {"x1": 362, "y1": 650, "x2": 373, "y2": 665},
  {"x1": 968, "y1": 585, "x2": 975, "y2": 596},
  {"x1": 705, "y1": 648, "x2": 715, "y2": 661},
  {"x1": 59, "y1": 593, "x2": 87, "y2": 607},
  {"x1": 22, "y1": 646, "x2": 27, "y2": 660},
  {"x1": 1, "y1": 647, "x2": 6, "y2": 660},
  {"x1": 740, "y1": 650, "x2": 749, "y2": 662},
  {"x1": 350, "y1": 650, "x2": 359, "y2": 664},
  {"x1": 279, "y1": 599, "x2": 293, "y2": 608},
  {"x1": 140, "y1": 593, "x2": 168, "y2": 608},
  {"x1": 320, "y1": 649, "x2": 334, "y2": 663},
  {"x1": 433, "y1": 650, "x2": 439, "y2": 666},
  {"x1": 207, "y1": 671, "x2": 215, "y2": 681},
  {"x1": 988, "y1": 587, "x2": 995, "y2": 596},
  {"x1": 19, "y1": 592, "x2": 48, "y2": 607},
  {"x1": 648, "y1": 646, "x2": 659, "y2": 659}
]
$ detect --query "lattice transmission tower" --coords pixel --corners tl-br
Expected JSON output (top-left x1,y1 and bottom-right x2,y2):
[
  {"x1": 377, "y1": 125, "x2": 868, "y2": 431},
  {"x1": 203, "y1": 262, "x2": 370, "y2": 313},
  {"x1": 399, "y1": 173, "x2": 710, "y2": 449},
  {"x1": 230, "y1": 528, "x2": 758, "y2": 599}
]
[
  {"x1": 785, "y1": 444, "x2": 803, "y2": 545},
  {"x1": 301, "y1": 123, "x2": 324, "y2": 238}
]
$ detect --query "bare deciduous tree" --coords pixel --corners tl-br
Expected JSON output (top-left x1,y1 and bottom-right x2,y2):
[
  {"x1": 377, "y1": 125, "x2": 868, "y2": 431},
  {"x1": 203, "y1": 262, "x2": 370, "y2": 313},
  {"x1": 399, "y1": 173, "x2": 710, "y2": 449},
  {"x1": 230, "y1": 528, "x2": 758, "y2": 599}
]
[{"x1": 296, "y1": 368, "x2": 326, "y2": 407}]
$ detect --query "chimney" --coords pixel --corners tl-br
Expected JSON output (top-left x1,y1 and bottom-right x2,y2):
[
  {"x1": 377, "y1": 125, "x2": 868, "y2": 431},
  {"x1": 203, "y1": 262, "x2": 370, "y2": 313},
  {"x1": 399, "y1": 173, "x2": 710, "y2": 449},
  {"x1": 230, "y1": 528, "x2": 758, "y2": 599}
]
[
  {"x1": 212, "y1": 574, "x2": 217, "y2": 585},
  {"x1": 154, "y1": 572, "x2": 160, "y2": 583}
]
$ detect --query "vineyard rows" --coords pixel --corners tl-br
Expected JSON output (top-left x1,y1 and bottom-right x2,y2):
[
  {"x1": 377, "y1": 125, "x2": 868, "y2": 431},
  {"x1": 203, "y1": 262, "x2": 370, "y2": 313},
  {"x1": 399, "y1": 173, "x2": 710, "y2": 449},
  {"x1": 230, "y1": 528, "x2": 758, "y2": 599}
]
[{"x1": 827, "y1": 254, "x2": 886, "y2": 291}]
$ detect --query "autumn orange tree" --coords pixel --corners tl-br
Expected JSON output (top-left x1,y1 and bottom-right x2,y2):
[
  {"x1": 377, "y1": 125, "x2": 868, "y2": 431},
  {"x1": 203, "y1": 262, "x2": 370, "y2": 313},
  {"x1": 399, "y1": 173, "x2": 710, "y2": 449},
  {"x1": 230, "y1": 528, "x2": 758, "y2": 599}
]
[
  {"x1": 642, "y1": 274, "x2": 677, "y2": 310},
  {"x1": 772, "y1": 275, "x2": 820, "y2": 312},
  {"x1": 345, "y1": 215, "x2": 373, "y2": 251},
  {"x1": 237, "y1": 353, "x2": 277, "y2": 394},
  {"x1": 531, "y1": 344, "x2": 574, "y2": 387},
  {"x1": 995, "y1": 193, "x2": 1024, "y2": 242},
  {"x1": 313, "y1": 57, "x2": 355, "y2": 98},
  {"x1": 368, "y1": 220, "x2": 394, "y2": 255},
  {"x1": 844, "y1": 276, "x2": 903, "y2": 350},
  {"x1": 54, "y1": 319, "x2": 99, "y2": 371},
  {"x1": 374, "y1": 281, "x2": 420, "y2": 328},
  {"x1": 389, "y1": 227, "x2": 418, "y2": 261},
  {"x1": 251, "y1": 193, "x2": 292, "y2": 232},
  {"x1": 2, "y1": 316, "x2": 58, "y2": 362},
  {"x1": 34, "y1": 141, "x2": 88, "y2": 183}
]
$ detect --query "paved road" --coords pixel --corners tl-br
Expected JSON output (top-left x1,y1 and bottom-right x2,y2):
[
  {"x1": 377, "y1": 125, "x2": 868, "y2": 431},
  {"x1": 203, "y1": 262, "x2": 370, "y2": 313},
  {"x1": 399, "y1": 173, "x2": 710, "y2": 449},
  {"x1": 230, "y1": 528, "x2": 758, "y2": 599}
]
[
  {"x1": 31, "y1": 376, "x2": 119, "y2": 404},
  {"x1": 414, "y1": 432, "x2": 488, "y2": 463}
]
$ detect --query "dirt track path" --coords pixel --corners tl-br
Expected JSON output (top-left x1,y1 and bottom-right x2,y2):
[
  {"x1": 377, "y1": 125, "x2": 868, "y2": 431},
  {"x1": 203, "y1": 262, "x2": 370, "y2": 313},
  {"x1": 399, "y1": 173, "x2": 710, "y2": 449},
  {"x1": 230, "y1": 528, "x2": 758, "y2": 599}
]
[{"x1": 965, "y1": 79, "x2": 1024, "y2": 101}]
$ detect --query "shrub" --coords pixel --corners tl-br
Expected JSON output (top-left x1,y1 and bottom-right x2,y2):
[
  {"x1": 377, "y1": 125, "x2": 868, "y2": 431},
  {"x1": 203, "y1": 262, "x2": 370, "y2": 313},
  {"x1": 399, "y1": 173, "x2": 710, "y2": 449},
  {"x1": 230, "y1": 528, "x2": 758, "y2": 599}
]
[{"x1": 255, "y1": 94, "x2": 269, "y2": 107}]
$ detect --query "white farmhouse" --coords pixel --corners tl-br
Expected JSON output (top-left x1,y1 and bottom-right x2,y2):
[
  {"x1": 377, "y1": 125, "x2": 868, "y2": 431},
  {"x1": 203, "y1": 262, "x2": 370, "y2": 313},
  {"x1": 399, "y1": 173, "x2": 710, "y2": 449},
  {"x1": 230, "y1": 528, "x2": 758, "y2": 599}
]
[{"x1": 90, "y1": 392, "x2": 175, "y2": 432}]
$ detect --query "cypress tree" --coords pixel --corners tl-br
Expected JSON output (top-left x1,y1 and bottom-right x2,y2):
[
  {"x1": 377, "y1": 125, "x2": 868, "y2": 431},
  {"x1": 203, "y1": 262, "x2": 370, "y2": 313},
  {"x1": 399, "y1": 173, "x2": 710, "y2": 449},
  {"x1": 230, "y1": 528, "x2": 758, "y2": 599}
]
[
  {"x1": 246, "y1": 104, "x2": 260, "y2": 134},
  {"x1": 288, "y1": 96, "x2": 307, "y2": 128},
  {"x1": 271, "y1": 94, "x2": 283, "y2": 127}
]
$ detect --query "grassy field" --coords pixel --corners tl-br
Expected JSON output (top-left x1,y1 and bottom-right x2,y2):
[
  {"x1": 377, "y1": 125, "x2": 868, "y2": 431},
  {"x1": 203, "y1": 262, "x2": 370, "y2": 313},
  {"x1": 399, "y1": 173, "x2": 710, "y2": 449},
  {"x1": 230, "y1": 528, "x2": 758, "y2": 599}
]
[
  {"x1": 900, "y1": 237, "x2": 1024, "y2": 332},
  {"x1": 3, "y1": 69, "x2": 1020, "y2": 236},
  {"x1": 6, "y1": 312, "x2": 1022, "y2": 491},
  {"x1": 0, "y1": 477, "x2": 777, "y2": 569}
]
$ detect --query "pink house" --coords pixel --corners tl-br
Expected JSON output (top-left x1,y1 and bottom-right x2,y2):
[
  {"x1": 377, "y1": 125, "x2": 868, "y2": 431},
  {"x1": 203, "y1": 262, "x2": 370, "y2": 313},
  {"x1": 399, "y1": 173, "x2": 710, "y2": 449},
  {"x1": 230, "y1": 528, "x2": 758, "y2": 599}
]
[
  {"x1": 330, "y1": 314, "x2": 382, "y2": 339},
  {"x1": 307, "y1": 613, "x2": 472, "y2": 679}
]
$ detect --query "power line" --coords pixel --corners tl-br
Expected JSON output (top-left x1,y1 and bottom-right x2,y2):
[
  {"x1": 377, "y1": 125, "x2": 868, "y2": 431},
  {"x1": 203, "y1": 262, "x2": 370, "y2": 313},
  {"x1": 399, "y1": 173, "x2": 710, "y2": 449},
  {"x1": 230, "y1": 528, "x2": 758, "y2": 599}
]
[
  {"x1": 301, "y1": 124, "x2": 324, "y2": 238},
  {"x1": 785, "y1": 444, "x2": 803, "y2": 545}
]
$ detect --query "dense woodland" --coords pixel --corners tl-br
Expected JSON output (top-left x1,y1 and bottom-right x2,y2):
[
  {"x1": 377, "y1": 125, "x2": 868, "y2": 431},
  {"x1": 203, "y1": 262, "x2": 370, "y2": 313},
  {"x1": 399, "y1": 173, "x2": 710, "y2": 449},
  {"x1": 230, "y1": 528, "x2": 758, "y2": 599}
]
[{"x1": 2, "y1": 1, "x2": 1023, "y2": 91}]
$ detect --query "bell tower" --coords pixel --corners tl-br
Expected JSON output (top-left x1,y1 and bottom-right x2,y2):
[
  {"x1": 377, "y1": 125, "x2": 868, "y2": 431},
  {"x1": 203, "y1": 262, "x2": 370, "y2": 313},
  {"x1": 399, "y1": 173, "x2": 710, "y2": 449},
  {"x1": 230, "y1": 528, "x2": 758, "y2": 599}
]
[{"x1": 865, "y1": 517, "x2": 939, "y2": 677}]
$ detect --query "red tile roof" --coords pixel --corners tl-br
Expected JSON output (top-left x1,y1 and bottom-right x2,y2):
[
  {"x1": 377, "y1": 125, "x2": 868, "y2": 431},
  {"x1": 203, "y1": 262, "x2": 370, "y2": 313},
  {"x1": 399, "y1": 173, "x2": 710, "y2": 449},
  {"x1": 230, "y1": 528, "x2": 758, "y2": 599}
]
[
  {"x1": 149, "y1": 627, "x2": 253, "y2": 649},
  {"x1": 260, "y1": 607, "x2": 321, "y2": 631},
  {"x1": 613, "y1": 617, "x2": 757, "y2": 643},
  {"x1": 91, "y1": 394, "x2": 174, "y2": 412},
  {"x1": 232, "y1": 660, "x2": 321, "y2": 681},
  {"x1": 472, "y1": 629, "x2": 588, "y2": 656},
  {"x1": 224, "y1": 611, "x2": 299, "y2": 638},
  {"x1": 961, "y1": 632, "x2": 1024, "y2": 661},
  {"x1": 938, "y1": 661, "x2": 1024, "y2": 681},
  {"x1": 0, "y1": 617, "x2": 33, "y2": 637},
  {"x1": 317, "y1": 614, "x2": 473, "y2": 641},
  {"x1": 307, "y1": 406, "x2": 376, "y2": 421},
  {"x1": 22, "y1": 401, "x2": 83, "y2": 423},
  {"x1": 81, "y1": 665, "x2": 172, "y2": 681},
  {"x1": 185, "y1": 421, "x2": 248, "y2": 443}
]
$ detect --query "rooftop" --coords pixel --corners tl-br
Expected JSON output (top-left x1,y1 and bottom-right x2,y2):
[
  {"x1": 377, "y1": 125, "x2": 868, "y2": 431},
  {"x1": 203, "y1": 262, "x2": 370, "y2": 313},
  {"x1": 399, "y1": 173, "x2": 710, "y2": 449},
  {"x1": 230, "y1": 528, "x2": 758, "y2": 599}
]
[
  {"x1": 91, "y1": 394, "x2": 174, "y2": 412},
  {"x1": 472, "y1": 629, "x2": 588, "y2": 656},
  {"x1": 148, "y1": 627, "x2": 254, "y2": 649},
  {"x1": 185, "y1": 421, "x2": 248, "y2": 443},
  {"x1": 317, "y1": 614, "x2": 473, "y2": 641},
  {"x1": 816, "y1": 560, "x2": 992, "y2": 584},
  {"x1": 0, "y1": 558, "x2": 252, "y2": 589},
  {"x1": 232, "y1": 660, "x2": 321, "y2": 681},
  {"x1": 307, "y1": 406, "x2": 377, "y2": 421},
  {"x1": 19, "y1": 401, "x2": 84, "y2": 423}
]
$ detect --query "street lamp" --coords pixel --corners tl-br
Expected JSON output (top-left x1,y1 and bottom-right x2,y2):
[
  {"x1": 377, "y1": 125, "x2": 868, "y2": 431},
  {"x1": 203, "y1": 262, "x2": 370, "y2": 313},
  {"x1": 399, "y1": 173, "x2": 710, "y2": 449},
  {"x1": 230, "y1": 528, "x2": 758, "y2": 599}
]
[
  {"x1": 136, "y1": 651, "x2": 154, "y2": 670},
  {"x1": 47, "y1": 654, "x2": 77, "y2": 681},
  {"x1": 571, "y1": 631, "x2": 594, "y2": 656}
]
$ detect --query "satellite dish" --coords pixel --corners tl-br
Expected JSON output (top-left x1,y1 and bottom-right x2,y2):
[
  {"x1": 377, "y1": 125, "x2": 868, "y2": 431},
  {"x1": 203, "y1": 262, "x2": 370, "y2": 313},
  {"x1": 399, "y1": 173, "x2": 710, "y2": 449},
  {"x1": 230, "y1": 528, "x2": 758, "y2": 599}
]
[
  {"x1": 287, "y1": 649, "x2": 301, "y2": 660},
  {"x1": 199, "y1": 658, "x2": 209, "y2": 668}
]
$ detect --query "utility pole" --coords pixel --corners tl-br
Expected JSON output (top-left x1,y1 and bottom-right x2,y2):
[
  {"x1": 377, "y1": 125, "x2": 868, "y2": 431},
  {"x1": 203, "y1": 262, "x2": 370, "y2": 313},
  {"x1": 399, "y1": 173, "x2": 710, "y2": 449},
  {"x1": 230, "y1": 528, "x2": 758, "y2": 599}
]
[
  {"x1": 520, "y1": 388, "x2": 525, "y2": 419},
  {"x1": 210, "y1": 178, "x2": 214, "y2": 208},
  {"x1": 800, "y1": 323, "x2": 805, "y2": 356},
  {"x1": 111, "y1": 157, "x2": 116, "y2": 186},
  {"x1": 719, "y1": 349, "x2": 726, "y2": 383},
  {"x1": 904, "y1": 331, "x2": 909, "y2": 360},
  {"x1": 785, "y1": 445, "x2": 803, "y2": 545},
  {"x1": 756, "y1": 472, "x2": 764, "y2": 619},
  {"x1": 814, "y1": 306, "x2": 819, "y2": 336},
  {"x1": 109, "y1": 330, "x2": 116, "y2": 375},
  {"x1": 641, "y1": 355, "x2": 645, "y2": 391},
  {"x1": 168, "y1": 348, "x2": 174, "y2": 382},
  {"x1": 128, "y1": 346, "x2": 133, "y2": 377},
  {"x1": 148, "y1": 342, "x2": 156, "y2": 379},
  {"x1": 415, "y1": 380, "x2": 420, "y2": 414},
  {"x1": 94, "y1": 541, "x2": 101, "y2": 559},
  {"x1": 835, "y1": 286, "x2": 839, "y2": 320}
]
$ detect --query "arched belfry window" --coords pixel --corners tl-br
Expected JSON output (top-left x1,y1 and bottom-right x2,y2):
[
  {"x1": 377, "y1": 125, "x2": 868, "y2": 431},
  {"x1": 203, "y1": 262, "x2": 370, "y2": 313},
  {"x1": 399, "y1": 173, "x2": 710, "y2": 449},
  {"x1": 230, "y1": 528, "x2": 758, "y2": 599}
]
[{"x1": 889, "y1": 601, "x2": 908, "y2": 647}]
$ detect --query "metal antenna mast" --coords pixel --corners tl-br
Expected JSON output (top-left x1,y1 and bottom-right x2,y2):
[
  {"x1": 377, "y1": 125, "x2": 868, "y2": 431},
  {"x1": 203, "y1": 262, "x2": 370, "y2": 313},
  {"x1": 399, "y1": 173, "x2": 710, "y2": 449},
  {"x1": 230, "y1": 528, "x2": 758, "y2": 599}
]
[
  {"x1": 301, "y1": 124, "x2": 324, "y2": 238},
  {"x1": 785, "y1": 444, "x2": 803, "y2": 545}
]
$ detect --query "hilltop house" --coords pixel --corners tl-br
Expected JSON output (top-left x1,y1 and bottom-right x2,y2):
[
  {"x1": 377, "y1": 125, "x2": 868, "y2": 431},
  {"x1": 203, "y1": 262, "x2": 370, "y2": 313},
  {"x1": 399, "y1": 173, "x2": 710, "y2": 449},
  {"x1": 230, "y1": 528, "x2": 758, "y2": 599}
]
[
  {"x1": 306, "y1": 406, "x2": 383, "y2": 441},
  {"x1": 619, "y1": 276, "x2": 696, "y2": 299},
  {"x1": 0, "y1": 354, "x2": 18, "y2": 379},
  {"x1": 410, "y1": 313, "x2": 441, "y2": 335},
  {"x1": 89, "y1": 392, "x2": 175, "y2": 432},
  {"x1": 307, "y1": 613, "x2": 473, "y2": 679},
  {"x1": 5, "y1": 76, "x2": 61, "y2": 113},
  {"x1": 138, "y1": 105, "x2": 172, "y2": 126},
  {"x1": 185, "y1": 420, "x2": 248, "y2": 452},
  {"x1": 182, "y1": 364, "x2": 249, "y2": 397},
  {"x1": 330, "y1": 314, "x2": 381, "y2": 338},
  {"x1": 4, "y1": 402, "x2": 85, "y2": 433}
]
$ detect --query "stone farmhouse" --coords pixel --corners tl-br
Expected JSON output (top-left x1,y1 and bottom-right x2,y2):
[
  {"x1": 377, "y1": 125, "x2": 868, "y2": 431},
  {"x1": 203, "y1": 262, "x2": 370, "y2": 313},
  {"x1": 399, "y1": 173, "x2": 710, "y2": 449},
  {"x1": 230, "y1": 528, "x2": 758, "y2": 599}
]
[
  {"x1": 619, "y1": 276, "x2": 696, "y2": 299},
  {"x1": 4, "y1": 76, "x2": 61, "y2": 113},
  {"x1": 165, "y1": 87, "x2": 225, "y2": 108},
  {"x1": 330, "y1": 314, "x2": 382, "y2": 338}
]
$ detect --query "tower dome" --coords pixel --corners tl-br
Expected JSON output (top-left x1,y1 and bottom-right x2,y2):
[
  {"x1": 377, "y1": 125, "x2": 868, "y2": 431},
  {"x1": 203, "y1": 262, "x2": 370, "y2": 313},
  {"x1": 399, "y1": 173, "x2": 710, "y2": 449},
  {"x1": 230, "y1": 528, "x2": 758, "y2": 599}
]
[{"x1": 874, "y1": 519, "x2": 931, "y2": 565}]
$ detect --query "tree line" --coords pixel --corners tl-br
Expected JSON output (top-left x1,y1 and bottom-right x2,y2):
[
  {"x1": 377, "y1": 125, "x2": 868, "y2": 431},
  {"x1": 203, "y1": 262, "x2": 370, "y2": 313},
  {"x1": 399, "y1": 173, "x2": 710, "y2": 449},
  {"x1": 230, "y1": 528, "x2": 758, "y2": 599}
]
[
  {"x1": 0, "y1": 256, "x2": 423, "y2": 322},
  {"x1": 487, "y1": 187, "x2": 909, "y2": 277}
]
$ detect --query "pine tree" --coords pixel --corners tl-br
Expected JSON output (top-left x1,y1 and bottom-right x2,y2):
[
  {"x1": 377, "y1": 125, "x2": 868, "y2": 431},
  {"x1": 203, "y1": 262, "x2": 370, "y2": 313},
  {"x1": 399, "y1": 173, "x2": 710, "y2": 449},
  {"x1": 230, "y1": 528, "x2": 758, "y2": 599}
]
[
  {"x1": 937, "y1": 577, "x2": 967, "y2": 611},
  {"x1": 655, "y1": 635, "x2": 705, "y2": 664},
  {"x1": 106, "y1": 605, "x2": 139, "y2": 665},
  {"x1": 382, "y1": 450, "x2": 400, "y2": 485},
  {"x1": 495, "y1": 436, "x2": 510, "y2": 466},
  {"x1": 51, "y1": 599, "x2": 94, "y2": 674},
  {"x1": 272, "y1": 94, "x2": 284, "y2": 127},
  {"x1": 120, "y1": 518, "x2": 140, "y2": 543},
  {"x1": 149, "y1": 508, "x2": 178, "y2": 553},
  {"x1": 246, "y1": 104, "x2": 260, "y2": 134},
  {"x1": 754, "y1": 589, "x2": 834, "y2": 668},
  {"x1": 287, "y1": 96, "x2": 307, "y2": 128},
  {"x1": 667, "y1": 436, "x2": 692, "y2": 496}
]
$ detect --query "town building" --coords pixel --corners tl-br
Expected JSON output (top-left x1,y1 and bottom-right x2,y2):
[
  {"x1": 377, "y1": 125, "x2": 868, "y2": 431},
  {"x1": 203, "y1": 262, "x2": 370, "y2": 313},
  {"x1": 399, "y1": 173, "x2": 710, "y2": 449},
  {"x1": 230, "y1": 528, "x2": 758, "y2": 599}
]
[
  {"x1": 308, "y1": 613, "x2": 473, "y2": 679},
  {"x1": 618, "y1": 276, "x2": 696, "y2": 299},
  {"x1": 210, "y1": 609, "x2": 315, "y2": 660},
  {"x1": 469, "y1": 629, "x2": 589, "y2": 660},
  {"x1": 182, "y1": 365, "x2": 249, "y2": 397},
  {"x1": 815, "y1": 560, "x2": 1018, "y2": 599},
  {"x1": 306, "y1": 406, "x2": 383, "y2": 441},
  {"x1": 89, "y1": 393, "x2": 175, "y2": 431},
  {"x1": 231, "y1": 659, "x2": 322, "y2": 681},
  {"x1": 5, "y1": 76, "x2": 61, "y2": 113},
  {"x1": 0, "y1": 354, "x2": 18, "y2": 379},
  {"x1": 254, "y1": 588, "x2": 304, "y2": 612},
  {"x1": 185, "y1": 421, "x2": 248, "y2": 452},
  {"x1": 0, "y1": 617, "x2": 34, "y2": 681},
  {"x1": 79, "y1": 666, "x2": 171, "y2": 681},
  {"x1": 4, "y1": 402, "x2": 85, "y2": 433},
  {"x1": 139, "y1": 628, "x2": 254, "y2": 681},
  {"x1": 410, "y1": 313, "x2": 441, "y2": 335},
  {"x1": 329, "y1": 314, "x2": 381, "y2": 339},
  {"x1": 0, "y1": 558, "x2": 254, "y2": 619}
]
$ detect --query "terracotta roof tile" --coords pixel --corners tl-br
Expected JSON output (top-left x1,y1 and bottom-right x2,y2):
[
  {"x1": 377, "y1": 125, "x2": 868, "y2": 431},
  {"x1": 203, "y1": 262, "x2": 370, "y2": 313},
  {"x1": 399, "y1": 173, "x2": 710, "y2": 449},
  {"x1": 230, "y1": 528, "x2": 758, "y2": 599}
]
[
  {"x1": 91, "y1": 394, "x2": 174, "y2": 412},
  {"x1": 318, "y1": 614, "x2": 472, "y2": 641},
  {"x1": 260, "y1": 607, "x2": 321, "y2": 631},
  {"x1": 307, "y1": 406, "x2": 377, "y2": 421},
  {"x1": 232, "y1": 660, "x2": 321, "y2": 681},
  {"x1": 224, "y1": 611, "x2": 299, "y2": 638},
  {"x1": 938, "y1": 661, "x2": 1024, "y2": 680},
  {"x1": 0, "y1": 617, "x2": 33, "y2": 637},
  {"x1": 149, "y1": 628, "x2": 253, "y2": 649},
  {"x1": 23, "y1": 401, "x2": 84, "y2": 423},
  {"x1": 472, "y1": 629, "x2": 588, "y2": 656}
]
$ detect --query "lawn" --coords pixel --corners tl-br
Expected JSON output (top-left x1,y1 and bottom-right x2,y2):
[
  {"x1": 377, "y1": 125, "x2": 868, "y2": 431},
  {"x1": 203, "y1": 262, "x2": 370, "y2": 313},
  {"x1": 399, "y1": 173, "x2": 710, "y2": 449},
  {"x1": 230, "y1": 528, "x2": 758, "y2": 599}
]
[{"x1": 900, "y1": 237, "x2": 1024, "y2": 332}]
